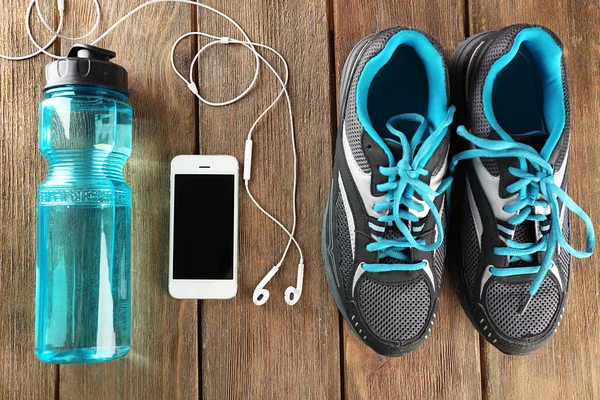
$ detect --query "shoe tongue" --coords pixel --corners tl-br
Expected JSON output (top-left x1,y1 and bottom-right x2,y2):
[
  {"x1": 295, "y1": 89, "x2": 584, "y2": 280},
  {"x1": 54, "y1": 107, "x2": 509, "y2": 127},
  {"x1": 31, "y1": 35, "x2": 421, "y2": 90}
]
[
  {"x1": 382, "y1": 138, "x2": 431, "y2": 200},
  {"x1": 509, "y1": 222, "x2": 538, "y2": 267},
  {"x1": 383, "y1": 138, "x2": 403, "y2": 161},
  {"x1": 493, "y1": 132, "x2": 546, "y2": 268},
  {"x1": 513, "y1": 130, "x2": 566, "y2": 175},
  {"x1": 512, "y1": 131, "x2": 548, "y2": 153},
  {"x1": 379, "y1": 221, "x2": 413, "y2": 265},
  {"x1": 382, "y1": 113, "x2": 429, "y2": 162},
  {"x1": 482, "y1": 130, "x2": 551, "y2": 195},
  {"x1": 383, "y1": 138, "x2": 425, "y2": 162}
]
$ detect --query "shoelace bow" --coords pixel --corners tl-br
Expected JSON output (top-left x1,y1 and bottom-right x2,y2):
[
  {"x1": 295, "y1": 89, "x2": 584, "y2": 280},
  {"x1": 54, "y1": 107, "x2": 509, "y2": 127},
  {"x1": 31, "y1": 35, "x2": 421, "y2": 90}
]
[
  {"x1": 363, "y1": 106, "x2": 455, "y2": 273},
  {"x1": 451, "y1": 126, "x2": 595, "y2": 313}
]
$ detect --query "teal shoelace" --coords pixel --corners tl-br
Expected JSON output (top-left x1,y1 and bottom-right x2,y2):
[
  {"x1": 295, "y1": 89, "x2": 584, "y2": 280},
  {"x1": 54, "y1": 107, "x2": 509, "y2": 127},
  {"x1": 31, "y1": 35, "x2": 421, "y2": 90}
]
[
  {"x1": 362, "y1": 106, "x2": 455, "y2": 273},
  {"x1": 451, "y1": 125, "x2": 595, "y2": 313}
]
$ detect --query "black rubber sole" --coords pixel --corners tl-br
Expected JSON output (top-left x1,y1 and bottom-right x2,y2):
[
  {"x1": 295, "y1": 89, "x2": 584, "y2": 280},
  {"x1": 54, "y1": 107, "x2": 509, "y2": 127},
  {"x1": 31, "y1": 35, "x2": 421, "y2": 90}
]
[{"x1": 447, "y1": 31, "x2": 555, "y2": 356}]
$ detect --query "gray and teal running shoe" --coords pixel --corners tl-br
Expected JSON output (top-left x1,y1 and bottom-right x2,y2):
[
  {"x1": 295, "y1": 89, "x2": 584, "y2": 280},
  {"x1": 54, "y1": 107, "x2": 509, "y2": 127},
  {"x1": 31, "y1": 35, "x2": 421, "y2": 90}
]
[
  {"x1": 322, "y1": 26, "x2": 455, "y2": 356},
  {"x1": 448, "y1": 24, "x2": 595, "y2": 354}
]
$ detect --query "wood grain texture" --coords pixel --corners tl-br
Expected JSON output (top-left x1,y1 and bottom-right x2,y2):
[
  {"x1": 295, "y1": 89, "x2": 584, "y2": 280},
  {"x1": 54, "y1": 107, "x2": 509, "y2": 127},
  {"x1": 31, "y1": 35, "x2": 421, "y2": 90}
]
[
  {"x1": 0, "y1": 1, "x2": 58, "y2": 398},
  {"x1": 196, "y1": 1, "x2": 341, "y2": 399},
  {"x1": 332, "y1": 1, "x2": 482, "y2": 399},
  {"x1": 56, "y1": 2, "x2": 199, "y2": 399},
  {"x1": 467, "y1": 1, "x2": 600, "y2": 399},
  {"x1": 2, "y1": 0, "x2": 597, "y2": 398}
]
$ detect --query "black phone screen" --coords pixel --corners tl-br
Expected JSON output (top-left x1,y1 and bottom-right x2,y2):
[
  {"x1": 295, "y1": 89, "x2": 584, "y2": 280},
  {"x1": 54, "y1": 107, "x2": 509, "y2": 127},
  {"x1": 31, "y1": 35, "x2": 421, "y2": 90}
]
[{"x1": 173, "y1": 174, "x2": 235, "y2": 280}]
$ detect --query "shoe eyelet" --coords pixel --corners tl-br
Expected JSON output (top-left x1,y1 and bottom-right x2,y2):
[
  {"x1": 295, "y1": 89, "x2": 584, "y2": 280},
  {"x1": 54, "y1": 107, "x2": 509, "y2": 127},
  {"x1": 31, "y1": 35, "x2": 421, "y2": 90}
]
[{"x1": 366, "y1": 144, "x2": 372, "y2": 150}]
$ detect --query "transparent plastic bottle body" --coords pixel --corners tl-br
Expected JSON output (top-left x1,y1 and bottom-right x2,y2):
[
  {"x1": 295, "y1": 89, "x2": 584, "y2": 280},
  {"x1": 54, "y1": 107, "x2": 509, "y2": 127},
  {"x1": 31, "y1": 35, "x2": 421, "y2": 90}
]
[{"x1": 36, "y1": 86, "x2": 132, "y2": 364}]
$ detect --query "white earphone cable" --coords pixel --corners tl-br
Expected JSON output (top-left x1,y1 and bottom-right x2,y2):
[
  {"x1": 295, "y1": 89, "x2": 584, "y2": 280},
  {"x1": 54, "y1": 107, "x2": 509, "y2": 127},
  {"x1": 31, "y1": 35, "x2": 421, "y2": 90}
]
[
  {"x1": 169, "y1": 32, "x2": 260, "y2": 108},
  {"x1": 34, "y1": 0, "x2": 100, "y2": 42},
  {"x1": 2, "y1": 0, "x2": 305, "y2": 303},
  {"x1": 0, "y1": 0, "x2": 64, "y2": 61}
]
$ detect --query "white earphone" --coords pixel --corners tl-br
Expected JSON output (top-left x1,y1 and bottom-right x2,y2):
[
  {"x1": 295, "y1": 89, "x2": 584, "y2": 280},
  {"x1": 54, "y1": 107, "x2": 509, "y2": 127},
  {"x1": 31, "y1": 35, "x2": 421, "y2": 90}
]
[
  {"x1": 252, "y1": 266, "x2": 278, "y2": 306},
  {"x1": 2, "y1": 0, "x2": 306, "y2": 306},
  {"x1": 284, "y1": 261, "x2": 304, "y2": 306},
  {"x1": 253, "y1": 260, "x2": 304, "y2": 306}
]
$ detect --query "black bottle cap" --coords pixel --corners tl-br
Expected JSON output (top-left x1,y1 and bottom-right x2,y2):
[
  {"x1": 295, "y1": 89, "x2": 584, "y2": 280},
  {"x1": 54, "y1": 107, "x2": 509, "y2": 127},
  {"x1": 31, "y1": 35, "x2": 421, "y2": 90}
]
[{"x1": 44, "y1": 44, "x2": 128, "y2": 94}]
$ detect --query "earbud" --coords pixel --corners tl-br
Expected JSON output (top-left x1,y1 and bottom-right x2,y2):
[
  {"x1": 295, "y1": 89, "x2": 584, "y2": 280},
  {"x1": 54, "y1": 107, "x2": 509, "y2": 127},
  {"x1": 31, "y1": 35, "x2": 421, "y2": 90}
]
[
  {"x1": 253, "y1": 266, "x2": 279, "y2": 306},
  {"x1": 284, "y1": 262, "x2": 304, "y2": 306}
]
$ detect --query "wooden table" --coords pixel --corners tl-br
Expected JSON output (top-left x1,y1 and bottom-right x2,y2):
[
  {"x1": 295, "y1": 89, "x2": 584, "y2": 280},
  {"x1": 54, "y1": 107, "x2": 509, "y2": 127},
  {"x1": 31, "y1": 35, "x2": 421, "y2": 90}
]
[{"x1": 1, "y1": 0, "x2": 599, "y2": 398}]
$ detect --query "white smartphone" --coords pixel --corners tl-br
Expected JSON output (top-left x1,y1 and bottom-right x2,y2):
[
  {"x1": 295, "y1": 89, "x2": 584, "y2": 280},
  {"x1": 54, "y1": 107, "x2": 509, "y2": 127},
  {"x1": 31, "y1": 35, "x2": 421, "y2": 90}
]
[{"x1": 169, "y1": 155, "x2": 239, "y2": 299}]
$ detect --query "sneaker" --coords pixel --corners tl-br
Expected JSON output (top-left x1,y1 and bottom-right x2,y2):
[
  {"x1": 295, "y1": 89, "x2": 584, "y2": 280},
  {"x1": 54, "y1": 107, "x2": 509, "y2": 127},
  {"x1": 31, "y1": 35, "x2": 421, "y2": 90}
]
[
  {"x1": 321, "y1": 26, "x2": 455, "y2": 356},
  {"x1": 448, "y1": 24, "x2": 595, "y2": 354}
]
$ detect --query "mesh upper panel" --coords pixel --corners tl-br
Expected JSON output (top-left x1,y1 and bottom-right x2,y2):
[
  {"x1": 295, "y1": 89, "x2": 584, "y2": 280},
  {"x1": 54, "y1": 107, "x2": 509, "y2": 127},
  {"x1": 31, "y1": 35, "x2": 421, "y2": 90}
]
[
  {"x1": 509, "y1": 223, "x2": 538, "y2": 267},
  {"x1": 358, "y1": 276, "x2": 430, "y2": 342},
  {"x1": 485, "y1": 276, "x2": 559, "y2": 339},
  {"x1": 462, "y1": 191, "x2": 482, "y2": 300},
  {"x1": 481, "y1": 158, "x2": 500, "y2": 176},
  {"x1": 513, "y1": 223, "x2": 533, "y2": 243},
  {"x1": 383, "y1": 224, "x2": 402, "y2": 240},
  {"x1": 335, "y1": 196, "x2": 353, "y2": 289},
  {"x1": 379, "y1": 221, "x2": 402, "y2": 264}
]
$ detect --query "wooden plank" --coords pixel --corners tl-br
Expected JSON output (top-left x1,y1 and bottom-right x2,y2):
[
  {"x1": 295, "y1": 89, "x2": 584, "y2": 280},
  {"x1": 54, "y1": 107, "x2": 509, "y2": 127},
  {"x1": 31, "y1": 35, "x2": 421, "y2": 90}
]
[
  {"x1": 467, "y1": 2, "x2": 600, "y2": 399},
  {"x1": 196, "y1": 1, "x2": 341, "y2": 398},
  {"x1": 0, "y1": 0, "x2": 61, "y2": 398},
  {"x1": 57, "y1": 2, "x2": 199, "y2": 399},
  {"x1": 332, "y1": 1, "x2": 483, "y2": 399}
]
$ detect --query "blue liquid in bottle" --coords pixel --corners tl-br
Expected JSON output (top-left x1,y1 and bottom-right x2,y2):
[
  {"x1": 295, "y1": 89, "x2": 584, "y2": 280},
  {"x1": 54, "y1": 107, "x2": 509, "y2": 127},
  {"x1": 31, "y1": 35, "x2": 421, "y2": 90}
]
[{"x1": 36, "y1": 81, "x2": 132, "y2": 364}]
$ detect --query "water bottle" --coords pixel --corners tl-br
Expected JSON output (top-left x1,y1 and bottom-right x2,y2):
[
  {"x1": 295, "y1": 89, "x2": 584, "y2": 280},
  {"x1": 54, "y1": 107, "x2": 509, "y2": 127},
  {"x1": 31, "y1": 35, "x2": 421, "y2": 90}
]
[{"x1": 36, "y1": 44, "x2": 132, "y2": 364}]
